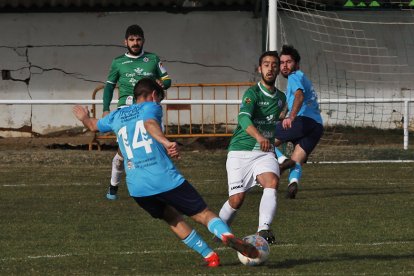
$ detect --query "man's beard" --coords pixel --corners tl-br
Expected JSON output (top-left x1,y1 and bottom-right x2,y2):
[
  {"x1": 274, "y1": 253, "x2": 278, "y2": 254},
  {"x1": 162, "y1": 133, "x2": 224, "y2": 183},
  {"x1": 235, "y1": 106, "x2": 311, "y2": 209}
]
[
  {"x1": 261, "y1": 72, "x2": 276, "y2": 86},
  {"x1": 281, "y1": 71, "x2": 289, "y2": 79},
  {"x1": 127, "y1": 45, "x2": 142, "y2": 56}
]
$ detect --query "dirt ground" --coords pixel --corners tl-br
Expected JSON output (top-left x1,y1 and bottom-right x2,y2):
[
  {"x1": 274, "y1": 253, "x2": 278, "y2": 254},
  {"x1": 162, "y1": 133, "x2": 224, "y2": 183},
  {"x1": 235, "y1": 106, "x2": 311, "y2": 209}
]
[
  {"x1": 0, "y1": 136, "x2": 94, "y2": 150},
  {"x1": 1, "y1": 130, "x2": 412, "y2": 163},
  {"x1": 0, "y1": 124, "x2": 411, "y2": 152},
  {"x1": 0, "y1": 132, "x2": 231, "y2": 151},
  {"x1": 0, "y1": 133, "x2": 231, "y2": 167}
]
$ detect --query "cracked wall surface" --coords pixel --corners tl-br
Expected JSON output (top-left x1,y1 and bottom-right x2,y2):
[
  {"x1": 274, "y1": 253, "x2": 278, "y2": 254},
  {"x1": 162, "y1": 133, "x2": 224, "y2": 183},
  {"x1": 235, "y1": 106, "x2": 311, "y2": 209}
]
[
  {"x1": 0, "y1": 11, "x2": 261, "y2": 136},
  {"x1": 2, "y1": 11, "x2": 414, "y2": 137}
]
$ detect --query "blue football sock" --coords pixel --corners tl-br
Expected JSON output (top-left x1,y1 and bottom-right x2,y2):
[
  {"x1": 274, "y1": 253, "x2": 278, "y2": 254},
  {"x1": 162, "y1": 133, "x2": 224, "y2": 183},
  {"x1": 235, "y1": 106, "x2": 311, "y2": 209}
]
[
  {"x1": 274, "y1": 147, "x2": 288, "y2": 164},
  {"x1": 182, "y1": 229, "x2": 213, "y2": 258},
  {"x1": 288, "y1": 162, "x2": 302, "y2": 184},
  {"x1": 207, "y1": 217, "x2": 232, "y2": 240}
]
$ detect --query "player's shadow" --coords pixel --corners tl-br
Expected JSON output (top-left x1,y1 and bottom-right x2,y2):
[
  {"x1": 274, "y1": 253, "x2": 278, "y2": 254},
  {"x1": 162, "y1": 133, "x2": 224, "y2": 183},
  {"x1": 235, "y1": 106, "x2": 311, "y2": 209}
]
[{"x1": 266, "y1": 253, "x2": 414, "y2": 269}]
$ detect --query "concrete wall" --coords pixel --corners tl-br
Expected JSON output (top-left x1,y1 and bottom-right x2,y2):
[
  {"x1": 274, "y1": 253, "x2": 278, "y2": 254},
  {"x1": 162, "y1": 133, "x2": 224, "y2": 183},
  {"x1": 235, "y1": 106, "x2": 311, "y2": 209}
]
[
  {"x1": 0, "y1": 11, "x2": 261, "y2": 136},
  {"x1": 1, "y1": 10, "x2": 414, "y2": 137}
]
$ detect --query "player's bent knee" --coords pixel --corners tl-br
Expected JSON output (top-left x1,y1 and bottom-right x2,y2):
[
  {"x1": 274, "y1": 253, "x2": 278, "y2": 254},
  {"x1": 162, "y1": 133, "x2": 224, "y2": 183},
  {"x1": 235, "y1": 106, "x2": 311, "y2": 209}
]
[
  {"x1": 228, "y1": 193, "x2": 245, "y2": 209},
  {"x1": 261, "y1": 181, "x2": 278, "y2": 190},
  {"x1": 191, "y1": 207, "x2": 215, "y2": 225},
  {"x1": 257, "y1": 173, "x2": 279, "y2": 189}
]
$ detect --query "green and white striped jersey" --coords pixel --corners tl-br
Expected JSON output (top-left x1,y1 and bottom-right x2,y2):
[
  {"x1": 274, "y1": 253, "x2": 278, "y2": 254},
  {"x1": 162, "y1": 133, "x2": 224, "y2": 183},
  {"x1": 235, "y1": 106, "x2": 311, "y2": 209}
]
[
  {"x1": 228, "y1": 82, "x2": 286, "y2": 151},
  {"x1": 103, "y1": 51, "x2": 171, "y2": 111}
]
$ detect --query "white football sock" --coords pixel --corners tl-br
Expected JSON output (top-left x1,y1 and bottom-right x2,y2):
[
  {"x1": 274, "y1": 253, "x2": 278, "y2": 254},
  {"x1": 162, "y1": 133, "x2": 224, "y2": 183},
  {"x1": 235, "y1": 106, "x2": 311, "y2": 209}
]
[
  {"x1": 110, "y1": 153, "x2": 124, "y2": 186},
  {"x1": 274, "y1": 147, "x2": 288, "y2": 164},
  {"x1": 258, "y1": 188, "x2": 277, "y2": 232},
  {"x1": 219, "y1": 200, "x2": 238, "y2": 227}
]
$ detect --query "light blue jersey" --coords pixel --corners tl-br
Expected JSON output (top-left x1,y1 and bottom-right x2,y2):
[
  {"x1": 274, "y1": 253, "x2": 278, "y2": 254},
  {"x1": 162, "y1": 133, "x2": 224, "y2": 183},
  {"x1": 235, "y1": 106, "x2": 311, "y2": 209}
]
[
  {"x1": 97, "y1": 102, "x2": 185, "y2": 197},
  {"x1": 286, "y1": 70, "x2": 323, "y2": 124}
]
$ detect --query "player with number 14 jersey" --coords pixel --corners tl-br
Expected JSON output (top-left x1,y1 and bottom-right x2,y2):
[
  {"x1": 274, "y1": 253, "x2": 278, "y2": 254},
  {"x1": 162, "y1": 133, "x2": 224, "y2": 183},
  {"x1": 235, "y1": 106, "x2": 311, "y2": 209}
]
[{"x1": 97, "y1": 102, "x2": 184, "y2": 197}]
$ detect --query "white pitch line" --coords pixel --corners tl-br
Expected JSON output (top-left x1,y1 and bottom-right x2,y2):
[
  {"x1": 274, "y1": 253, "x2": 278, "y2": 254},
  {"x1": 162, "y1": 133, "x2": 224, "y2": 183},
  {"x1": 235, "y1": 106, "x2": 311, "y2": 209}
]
[
  {"x1": 28, "y1": 253, "x2": 73, "y2": 259},
  {"x1": 310, "y1": 160, "x2": 414, "y2": 164},
  {"x1": 1, "y1": 183, "x2": 102, "y2": 187},
  {"x1": 2, "y1": 240, "x2": 412, "y2": 262},
  {"x1": 262, "y1": 241, "x2": 414, "y2": 249}
]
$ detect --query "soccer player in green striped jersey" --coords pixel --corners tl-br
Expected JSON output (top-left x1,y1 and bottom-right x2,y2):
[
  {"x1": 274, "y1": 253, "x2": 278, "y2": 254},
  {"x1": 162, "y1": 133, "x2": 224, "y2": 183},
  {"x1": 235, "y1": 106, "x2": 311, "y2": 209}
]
[
  {"x1": 102, "y1": 24, "x2": 171, "y2": 200},
  {"x1": 218, "y1": 51, "x2": 286, "y2": 244}
]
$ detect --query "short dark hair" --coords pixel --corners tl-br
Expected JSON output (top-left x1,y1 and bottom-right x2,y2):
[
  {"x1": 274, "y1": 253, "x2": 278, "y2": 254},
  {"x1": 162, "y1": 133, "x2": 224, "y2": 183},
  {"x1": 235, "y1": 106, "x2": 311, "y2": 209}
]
[
  {"x1": 259, "y1": 51, "x2": 279, "y2": 65},
  {"x1": 134, "y1": 78, "x2": 164, "y2": 101},
  {"x1": 125, "y1": 24, "x2": 144, "y2": 39},
  {"x1": 280, "y1": 45, "x2": 301, "y2": 63}
]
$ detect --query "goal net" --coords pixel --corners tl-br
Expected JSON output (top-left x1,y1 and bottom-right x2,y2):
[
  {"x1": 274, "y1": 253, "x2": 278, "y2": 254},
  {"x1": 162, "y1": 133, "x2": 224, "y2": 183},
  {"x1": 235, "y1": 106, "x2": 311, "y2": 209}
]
[{"x1": 276, "y1": 0, "x2": 414, "y2": 161}]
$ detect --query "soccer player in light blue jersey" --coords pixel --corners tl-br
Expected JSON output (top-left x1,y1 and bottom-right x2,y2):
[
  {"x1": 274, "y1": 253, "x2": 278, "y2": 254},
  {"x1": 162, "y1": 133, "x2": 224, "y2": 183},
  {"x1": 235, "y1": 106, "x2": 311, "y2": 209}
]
[
  {"x1": 274, "y1": 45, "x2": 324, "y2": 199},
  {"x1": 73, "y1": 78, "x2": 258, "y2": 267}
]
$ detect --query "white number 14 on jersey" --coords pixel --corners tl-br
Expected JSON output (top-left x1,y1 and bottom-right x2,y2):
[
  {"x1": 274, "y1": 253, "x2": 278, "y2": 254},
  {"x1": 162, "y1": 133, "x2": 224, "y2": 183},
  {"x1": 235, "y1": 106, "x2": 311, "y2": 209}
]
[{"x1": 118, "y1": 120, "x2": 153, "y2": 159}]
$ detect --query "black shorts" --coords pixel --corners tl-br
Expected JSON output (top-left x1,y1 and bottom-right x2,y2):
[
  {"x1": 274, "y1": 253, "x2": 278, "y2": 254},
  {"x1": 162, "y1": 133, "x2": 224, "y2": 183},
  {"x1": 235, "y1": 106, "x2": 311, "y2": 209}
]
[
  {"x1": 275, "y1": 116, "x2": 324, "y2": 156},
  {"x1": 132, "y1": 180, "x2": 208, "y2": 219}
]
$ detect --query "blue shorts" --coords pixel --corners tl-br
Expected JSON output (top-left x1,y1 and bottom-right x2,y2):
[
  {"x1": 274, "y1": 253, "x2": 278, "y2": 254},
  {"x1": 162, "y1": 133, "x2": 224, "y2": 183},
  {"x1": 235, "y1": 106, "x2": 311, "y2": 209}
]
[
  {"x1": 132, "y1": 180, "x2": 207, "y2": 219},
  {"x1": 275, "y1": 116, "x2": 323, "y2": 156}
]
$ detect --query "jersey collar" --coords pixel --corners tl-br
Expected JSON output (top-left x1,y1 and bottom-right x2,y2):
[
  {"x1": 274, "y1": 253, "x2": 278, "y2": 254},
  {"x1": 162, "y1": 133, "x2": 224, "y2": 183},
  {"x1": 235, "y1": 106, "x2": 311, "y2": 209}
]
[
  {"x1": 125, "y1": 50, "x2": 144, "y2": 59},
  {"x1": 258, "y1": 81, "x2": 276, "y2": 98}
]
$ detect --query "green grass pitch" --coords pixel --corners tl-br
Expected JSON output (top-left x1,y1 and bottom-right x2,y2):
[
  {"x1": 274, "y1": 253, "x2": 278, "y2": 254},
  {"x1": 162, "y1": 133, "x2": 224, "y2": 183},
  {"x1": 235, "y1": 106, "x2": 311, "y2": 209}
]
[{"x1": 0, "y1": 149, "x2": 413, "y2": 275}]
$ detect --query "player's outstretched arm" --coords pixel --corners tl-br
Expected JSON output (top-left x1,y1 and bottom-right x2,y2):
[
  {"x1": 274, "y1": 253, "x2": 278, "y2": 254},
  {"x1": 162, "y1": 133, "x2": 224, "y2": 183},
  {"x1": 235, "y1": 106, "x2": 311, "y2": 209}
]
[
  {"x1": 144, "y1": 119, "x2": 180, "y2": 159},
  {"x1": 72, "y1": 105, "x2": 99, "y2": 132}
]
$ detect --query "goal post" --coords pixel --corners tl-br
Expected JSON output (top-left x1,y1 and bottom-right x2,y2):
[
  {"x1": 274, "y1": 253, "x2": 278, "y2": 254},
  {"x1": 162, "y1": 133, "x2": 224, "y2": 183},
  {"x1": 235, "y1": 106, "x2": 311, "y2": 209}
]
[{"x1": 273, "y1": 0, "x2": 414, "y2": 152}]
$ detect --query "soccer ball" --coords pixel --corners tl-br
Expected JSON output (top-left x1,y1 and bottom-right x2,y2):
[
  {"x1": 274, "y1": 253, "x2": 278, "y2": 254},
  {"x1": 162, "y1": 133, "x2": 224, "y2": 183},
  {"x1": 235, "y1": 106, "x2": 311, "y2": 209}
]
[{"x1": 237, "y1": 234, "x2": 270, "y2": 266}]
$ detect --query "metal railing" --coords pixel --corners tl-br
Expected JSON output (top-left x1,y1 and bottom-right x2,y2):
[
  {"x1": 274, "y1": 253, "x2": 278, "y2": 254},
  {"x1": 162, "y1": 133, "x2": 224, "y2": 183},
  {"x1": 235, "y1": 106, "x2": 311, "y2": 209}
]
[
  {"x1": 89, "y1": 82, "x2": 254, "y2": 150},
  {"x1": 0, "y1": 83, "x2": 411, "y2": 150}
]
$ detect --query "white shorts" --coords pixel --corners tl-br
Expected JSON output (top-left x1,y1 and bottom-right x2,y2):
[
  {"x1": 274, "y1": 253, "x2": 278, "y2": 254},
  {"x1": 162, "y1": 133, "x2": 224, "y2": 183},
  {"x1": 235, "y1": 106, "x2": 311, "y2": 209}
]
[{"x1": 226, "y1": 151, "x2": 280, "y2": 196}]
